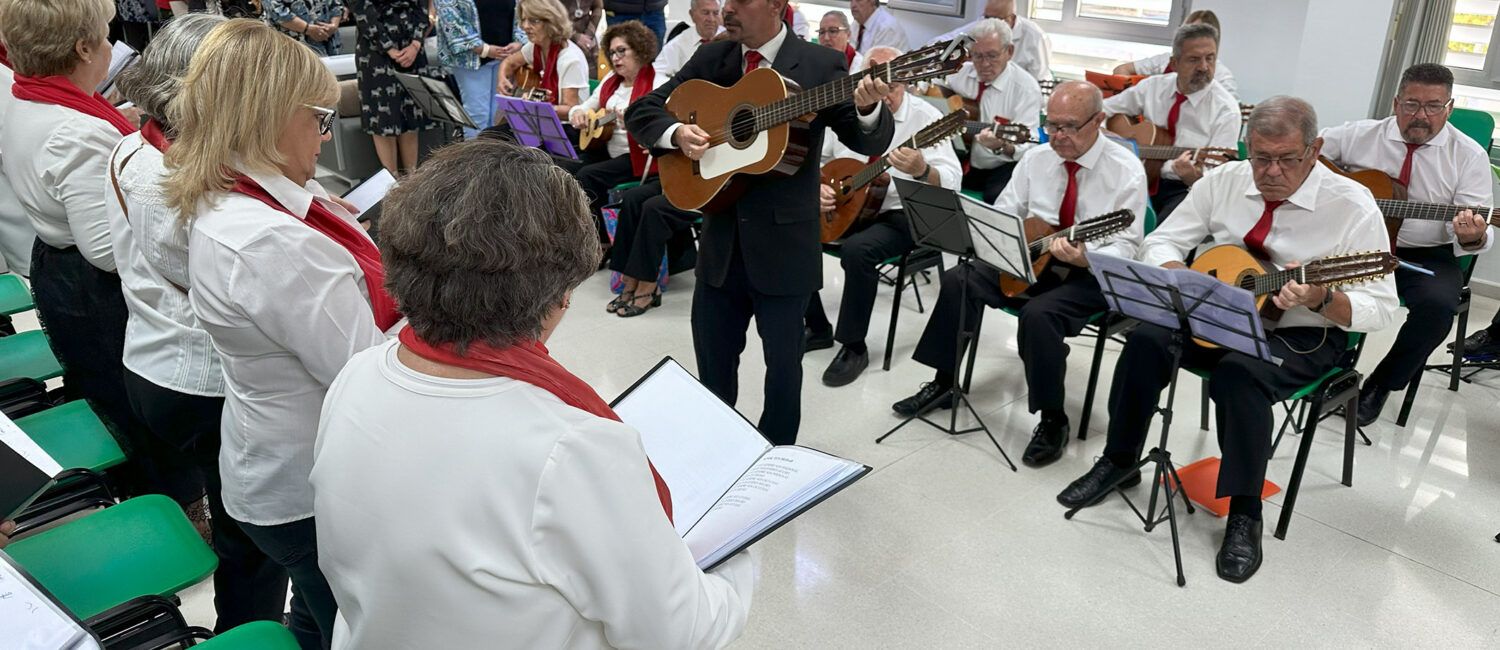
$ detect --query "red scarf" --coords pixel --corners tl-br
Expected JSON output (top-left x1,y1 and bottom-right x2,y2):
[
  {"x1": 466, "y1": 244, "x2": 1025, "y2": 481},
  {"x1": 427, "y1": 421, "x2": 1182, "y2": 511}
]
[
  {"x1": 533, "y1": 42, "x2": 562, "y2": 101},
  {"x1": 140, "y1": 118, "x2": 171, "y2": 151},
  {"x1": 11, "y1": 73, "x2": 137, "y2": 136},
  {"x1": 0, "y1": 44, "x2": 10, "y2": 69},
  {"x1": 843, "y1": 44, "x2": 857, "y2": 69},
  {"x1": 397, "y1": 327, "x2": 674, "y2": 523},
  {"x1": 597, "y1": 65, "x2": 659, "y2": 178},
  {"x1": 229, "y1": 175, "x2": 401, "y2": 331}
]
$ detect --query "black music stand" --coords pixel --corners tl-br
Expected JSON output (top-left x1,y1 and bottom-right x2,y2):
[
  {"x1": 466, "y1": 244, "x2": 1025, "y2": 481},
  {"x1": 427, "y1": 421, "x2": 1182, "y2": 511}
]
[
  {"x1": 396, "y1": 73, "x2": 476, "y2": 141},
  {"x1": 876, "y1": 181, "x2": 1024, "y2": 472},
  {"x1": 495, "y1": 95, "x2": 579, "y2": 160},
  {"x1": 1067, "y1": 252, "x2": 1275, "y2": 587}
]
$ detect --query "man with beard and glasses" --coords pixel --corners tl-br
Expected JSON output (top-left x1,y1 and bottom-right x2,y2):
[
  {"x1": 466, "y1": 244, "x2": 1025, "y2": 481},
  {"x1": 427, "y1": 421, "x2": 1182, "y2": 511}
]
[
  {"x1": 1103, "y1": 22, "x2": 1239, "y2": 222},
  {"x1": 1318, "y1": 63, "x2": 1493, "y2": 426}
]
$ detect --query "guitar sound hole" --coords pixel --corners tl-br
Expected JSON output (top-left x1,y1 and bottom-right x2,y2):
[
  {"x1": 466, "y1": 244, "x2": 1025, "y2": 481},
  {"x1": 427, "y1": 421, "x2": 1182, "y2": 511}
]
[{"x1": 729, "y1": 107, "x2": 756, "y2": 144}]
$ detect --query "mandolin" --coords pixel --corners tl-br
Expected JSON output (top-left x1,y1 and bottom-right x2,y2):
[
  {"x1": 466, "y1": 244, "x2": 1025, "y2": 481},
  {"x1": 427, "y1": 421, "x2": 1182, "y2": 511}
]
[
  {"x1": 1104, "y1": 114, "x2": 1237, "y2": 187},
  {"x1": 819, "y1": 110, "x2": 968, "y2": 242},
  {"x1": 937, "y1": 95, "x2": 1034, "y2": 149},
  {"x1": 658, "y1": 38, "x2": 971, "y2": 212},
  {"x1": 1188, "y1": 244, "x2": 1398, "y2": 348},
  {"x1": 577, "y1": 107, "x2": 617, "y2": 152},
  {"x1": 1318, "y1": 156, "x2": 1499, "y2": 249},
  {"x1": 996, "y1": 209, "x2": 1136, "y2": 297}
]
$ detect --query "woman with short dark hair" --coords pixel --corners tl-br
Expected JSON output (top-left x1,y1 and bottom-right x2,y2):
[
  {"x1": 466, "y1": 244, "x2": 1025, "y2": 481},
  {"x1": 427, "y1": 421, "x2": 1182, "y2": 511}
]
[{"x1": 312, "y1": 138, "x2": 754, "y2": 649}]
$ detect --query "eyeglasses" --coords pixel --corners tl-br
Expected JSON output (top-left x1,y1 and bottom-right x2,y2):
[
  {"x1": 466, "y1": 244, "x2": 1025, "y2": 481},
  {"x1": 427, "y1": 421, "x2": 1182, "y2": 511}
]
[
  {"x1": 304, "y1": 104, "x2": 336, "y2": 135},
  {"x1": 1247, "y1": 147, "x2": 1312, "y2": 171},
  {"x1": 608, "y1": 46, "x2": 632, "y2": 58},
  {"x1": 1042, "y1": 113, "x2": 1099, "y2": 136},
  {"x1": 816, "y1": 27, "x2": 846, "y2": 35},
  {"x1": 1395, "y1": 99, "x2": 1452, "y2": 116},
  {"x1": 970, "y1": 51, "x2": 1005, "y2": 63},
  {"x1": 520, "y1": 16, "x2": 544, "y2": 25}
]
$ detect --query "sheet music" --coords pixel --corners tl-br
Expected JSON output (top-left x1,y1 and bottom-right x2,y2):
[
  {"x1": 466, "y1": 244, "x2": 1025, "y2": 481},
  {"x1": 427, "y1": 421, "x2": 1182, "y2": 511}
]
[
  {"x1": 612, "y1": 360, "x2": 771, "y2": 537},
  {"x1": 0, "y1": 554, "x2": 100, "y2": 650},
  {"x1": 321, "y1": 53, "x2": 357, "y2": 77},
  {"x1": 958, "y1": 195, "x2": 1033, "y2": 283},
  {"x1": 0, "y1": 413, "x2": 60, "y2": 478},
  {"x1": 343, "y1": 170, "x2": 395, "y2": 213},
  {"x1": 97, "y1": 42, "x2": 137, "y2": 95}
]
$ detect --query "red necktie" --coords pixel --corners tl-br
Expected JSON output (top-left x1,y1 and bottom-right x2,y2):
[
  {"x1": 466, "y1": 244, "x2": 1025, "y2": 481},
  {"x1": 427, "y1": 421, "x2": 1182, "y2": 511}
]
[
  {"x1": 1059, "y1": 161, "x2": 1080, "y2": 228},
  {"x1": 743, "y1": 50, "x2": 763, "y2": 75},
  {"x1": 700, "y1": 37, "x2": 710, "y2": 44},
  {"x1": 1397, "y1": 142, "x2": 1421, "y2": 187},
  {"x1": 1165, "y1": 91, "x2": 1188, "y2": 139},
  {"x1": 977, "y1": 82, "x2": 988, "y2": 101},
  {"x1": 1245, "y1": 199, "x2": 1283, "y2": 260}
]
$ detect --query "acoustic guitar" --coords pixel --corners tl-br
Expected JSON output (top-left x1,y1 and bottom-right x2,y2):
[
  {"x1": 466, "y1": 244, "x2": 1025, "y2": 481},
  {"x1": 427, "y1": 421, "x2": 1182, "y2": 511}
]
[
  {"x1": 1104, "y1": 114, "x2": 1238, "y2": 187},
  {"x1": 936, "y1": 95, "x2": 1035, "y2": 149},
  {"x1": 510, "y1": 64, "x2": 552, "y2": 103},
  {"x1": 1318, "y1": 157, "x2": 1500, "y2": 249},
  {"x1": 1188, "y1": 244, "x2": 1399, "y2": 348},
  {"x1": 658, "y1": 38, "x2": 971, "y2": 212},
  {"x1": 996, "y1": 209, "x2": 1136, "y2": 297},
  {"x1": 577, "y1": 107, "x2": 617, "y2": 152},
  {"x1": 819, "y1": 110, "x2": 968, "y2": 242}
]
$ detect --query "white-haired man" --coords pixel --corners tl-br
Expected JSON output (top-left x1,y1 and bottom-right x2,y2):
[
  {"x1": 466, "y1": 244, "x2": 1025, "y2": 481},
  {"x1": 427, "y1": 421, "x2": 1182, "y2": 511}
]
[
  {"x1": 656, "y1": 0, "x2": 723, "y2": 77},
  {"x1": 944, "y1": 18, "x2": 1041, "y2": 203},
  {"x1": 930, "y1": 0, "x2": 1052, "y2": 81}
]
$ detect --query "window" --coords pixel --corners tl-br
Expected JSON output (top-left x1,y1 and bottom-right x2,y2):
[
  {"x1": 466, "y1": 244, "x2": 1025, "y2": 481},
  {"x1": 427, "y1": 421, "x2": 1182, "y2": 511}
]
[
  {"x1": 1442, "y1": 0, "x2": 1500, "y2": 150},
  {"x1": 1027, "y1": 0, "x2": 1185, "y2": 45}
]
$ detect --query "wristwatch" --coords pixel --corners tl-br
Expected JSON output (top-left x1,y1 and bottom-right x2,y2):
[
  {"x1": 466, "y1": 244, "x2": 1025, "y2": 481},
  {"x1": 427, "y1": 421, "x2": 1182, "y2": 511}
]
[
  {"x1": 1310, "y1": 287, "x2": 1335, "y2": 313},
  {"x1": 920, "y1": 163, "x2": 933, "y2": 182}
]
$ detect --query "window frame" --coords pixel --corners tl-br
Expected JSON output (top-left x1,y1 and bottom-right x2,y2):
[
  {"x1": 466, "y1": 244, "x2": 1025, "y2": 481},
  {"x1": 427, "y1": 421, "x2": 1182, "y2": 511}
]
[
  {"x1": 1448, "y1": 10, "x2": 1500, "y2": 87},
  {"x1": 1027, "y1": 0, "x2": 1189, "y2": 46}
]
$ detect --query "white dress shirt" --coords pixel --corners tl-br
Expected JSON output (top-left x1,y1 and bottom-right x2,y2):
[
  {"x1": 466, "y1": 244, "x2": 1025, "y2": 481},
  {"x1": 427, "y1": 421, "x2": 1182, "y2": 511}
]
[
  {"x1": 0, "y1": 66, "x2": 34, "y2": 276},
  {"x1": 944, "y1": 61, "x2": 1042, "y2": 169},
  {"x1": 106, "y1": 134, "x2": 224, "y2": 397},
  {"x1": 568, "y1": 71, "x2": 668, "y2": 159},
  {"x1": 312, "y1": 340, "x2": 756, "y2": 650},
  {"x1": 189, "y1": 165, "x2": 386, "y2": 526},
  {"x1": 1131, "y1": 52, "x2": 1239, "y2": 99},
  {"x1": 929, "y1": 14, "x2": 1053, "y2": 82},
  {"x1": 656, "y1": 27, "x2": 723, "y2": 78},
  {"x1": 854, "y1": 6, "x2": 908, "y2": 55},
  {"x1": 1103, "y1": 73, "x2": 1240, "y2": 181},
  {"x1": 0, "y1": 98, "x2": 124, "y2": 271},
  {"x1": 824, "y1": 92, "x2": 963, "y2": 214},
  {"x1": 997, "y1": 135, "x2": 1148, "y2": 260},
  {"x1": 1319, "y1": 117, "x2": 1494, "y2": 254},
  {"x1": 1139, "y1": 161, "x2": 1399, "y2": 332},
  {"x1": 520, "y1": 40, "x2": 591, "y2": 95}
]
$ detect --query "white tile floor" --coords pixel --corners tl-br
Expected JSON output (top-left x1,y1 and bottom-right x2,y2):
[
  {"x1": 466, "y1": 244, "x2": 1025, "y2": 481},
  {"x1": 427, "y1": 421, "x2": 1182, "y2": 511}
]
[{"x1": 168, "y1": 256, "x2": 1500, "y2": 647}]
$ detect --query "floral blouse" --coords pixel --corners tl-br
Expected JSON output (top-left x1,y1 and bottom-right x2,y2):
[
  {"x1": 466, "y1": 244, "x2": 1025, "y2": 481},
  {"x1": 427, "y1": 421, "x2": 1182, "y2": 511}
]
[
  {"x1": 435, "y1": 0, "x2": 483, "y2": 70},
  {"x1": 265, "y1": 0, "x2": 346, "y2": 56}
]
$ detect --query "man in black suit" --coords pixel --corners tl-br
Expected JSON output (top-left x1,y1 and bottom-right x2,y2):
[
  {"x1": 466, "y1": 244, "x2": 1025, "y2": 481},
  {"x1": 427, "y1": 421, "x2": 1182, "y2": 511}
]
[{"x1": 625, "y1": 0, "x2": 896, "y2": 445}]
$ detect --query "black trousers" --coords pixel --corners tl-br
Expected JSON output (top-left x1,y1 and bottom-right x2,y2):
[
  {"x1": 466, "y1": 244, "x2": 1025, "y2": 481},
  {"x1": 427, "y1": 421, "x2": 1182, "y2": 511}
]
[
  {"x1": 237, "y1": 516, "x2": 339, "y2": 650},
  {"x1": 962, "y1": 162, "x2": 1017, "y2": 204},
  {"x1": 122, "y1": 371, "x2": 288, "y2": 633},
  {"x1": 556, "y1": 151, "x2": 633, "y2": 244},
  {"x1": 607, "y1": 179, "x2": 697, "y2": 282},
  {"x1": 1151, "y1": 178, "x2": 1191, "y2": 223},
  {"x1": 693, "y1": 247, "x2": 809, "y2": 446},
  {"x1": 1367, "y1": 245, "x2": 1465, "y2": 391},
  {"x1": 30, "y1": 240, "x2": 172, "y2": 497},
  {"x1": 804, "y1": 210, "x2": 915, "y2": 347},
  {"x1": 912, "y1": 262, "x2": 1106, "y2": 414},
  {"x1": 1102, "y1": 324, "x2": 1344, "y2": 498}
]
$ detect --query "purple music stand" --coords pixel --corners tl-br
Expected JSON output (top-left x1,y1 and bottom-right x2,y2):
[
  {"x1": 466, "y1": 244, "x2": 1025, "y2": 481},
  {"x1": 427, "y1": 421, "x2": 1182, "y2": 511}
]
[{"x1": 494, "y1": 95, "x2": 578, "y2": 160}]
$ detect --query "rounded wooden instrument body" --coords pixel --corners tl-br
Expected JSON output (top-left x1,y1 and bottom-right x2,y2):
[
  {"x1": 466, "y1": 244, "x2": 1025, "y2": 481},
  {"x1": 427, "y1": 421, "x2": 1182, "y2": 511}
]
[
  {"x1": 578, "y1": 108, "x2": 614, "y2": 152},
  {"x1": 997, "y1": 217, "x2": 1067, "y2": 297},
  {"x1": 1105, "y1": 114, "x2": 1172, "y2": 186},
  {"x1": 818, "y1": 157, "x2": 889, "y2": 242},
  {"x1": 1187, "y1": 244, "x2": 1276, "y2": 348}
]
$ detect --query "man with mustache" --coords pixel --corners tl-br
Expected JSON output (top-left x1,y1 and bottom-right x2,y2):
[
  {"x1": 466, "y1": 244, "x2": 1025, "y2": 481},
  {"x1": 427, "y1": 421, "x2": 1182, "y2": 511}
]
[
  {"x1": 1318, "y1": 63, "x2": 1494, "y2": 426},
  {"x1": 1059, "y1": 97, "x2": 1397, "y2": 583},
  {"x1": 1103, "y1": 22, "x2": 1239, "y2": 222},
  {"x1": 1114, "y1": 9, "x2": 1237, "y2": 99}
]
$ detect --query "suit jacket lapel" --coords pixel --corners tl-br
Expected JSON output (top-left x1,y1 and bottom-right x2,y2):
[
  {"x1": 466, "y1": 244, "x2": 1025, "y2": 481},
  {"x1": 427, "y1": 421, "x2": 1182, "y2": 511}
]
[{"x1": 772, "y1": 36, "x2": 802, "y2": 76}]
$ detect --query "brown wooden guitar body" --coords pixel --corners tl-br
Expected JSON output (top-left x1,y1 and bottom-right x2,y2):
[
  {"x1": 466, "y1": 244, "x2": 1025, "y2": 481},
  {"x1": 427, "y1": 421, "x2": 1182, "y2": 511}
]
[
  {"x1": 659, "y1": 68, "x2": 812, "y2": 212},
  {"x1": 1188, "y1": 244, "x2": 1281, "y2": 348},
  {"x1": 997, "y1": 217, "x2": 1070, "y2": 297},
  {"x1": 819, "y1": 157, "x2": 890, "y2": 242},
  {"x1": 1317, "y1": 156, "x2": 1407, "y2": 249},
  {"x1": 510, "y1": 64, "x2": 553, "y2": 103},
  {"x1": 1105, "y1": 114, "x2": 1172, "y2": 186},
  {"x1": 577, "y1": 108, "x2": 615, "y2": 153}
]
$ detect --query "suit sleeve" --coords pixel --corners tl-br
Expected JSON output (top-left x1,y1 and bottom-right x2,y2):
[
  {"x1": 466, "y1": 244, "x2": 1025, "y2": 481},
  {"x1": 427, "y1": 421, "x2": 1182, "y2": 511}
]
[
  {"x1": 625, "y1": 46, "x2": 714, "y2": 152},
  {"x1": 821, "y1": 58, "x2": 894, "y2": 158}
]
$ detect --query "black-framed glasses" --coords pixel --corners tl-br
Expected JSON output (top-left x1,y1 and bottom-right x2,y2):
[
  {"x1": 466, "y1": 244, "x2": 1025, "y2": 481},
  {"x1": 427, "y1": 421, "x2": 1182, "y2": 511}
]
[
  {"x1": 304, "y1": 104, "x2": 336, "y2": 135},
  {"x1": 1042, "y1": 113, "x2": 1100, "y2": 136},
  {"x1": 607, "y1": 46, "x2": 632, "y2": 58},
  {"x1": 1247, "y1": 146, "x2": 1313, "y2": 170},
  {"x1": 1395, "y1": 98, "x2": 1452, "y2": 116}
]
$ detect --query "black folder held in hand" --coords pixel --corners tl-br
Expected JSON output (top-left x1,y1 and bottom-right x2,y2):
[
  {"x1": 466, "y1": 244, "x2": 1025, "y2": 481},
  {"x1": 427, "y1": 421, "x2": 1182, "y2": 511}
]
[{"x1": 611, "y1": 358, "x2": 871, "y2": 571}]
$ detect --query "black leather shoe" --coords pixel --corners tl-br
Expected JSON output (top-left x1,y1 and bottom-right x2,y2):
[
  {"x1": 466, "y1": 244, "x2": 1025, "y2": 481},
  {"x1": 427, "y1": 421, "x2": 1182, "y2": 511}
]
[
  {"x1": 892, "y1": 382, "x2": 954, "y2": 417},
  {"x1": 822, "y1": 346, "x2": 869, "y2": 387},
  {"x1": 1450, "y1": 329, "x2": 1500, "y2": 357},
  {"x1": 1022, "y1": 417, "x2": 1069, "y2": 467},
  {"x1": 1056, "y1": 457, "x2": 1141, "y2": 509},
  {"x1": 1216, "y1": 514, "x2": 1263, "y2": 583},
  {"x1": 1356, "y1": 385, "x2": 1389, "y2": 427},
  {"x1": 804, "y1": 327, "x2": 834, "y2": 353}
]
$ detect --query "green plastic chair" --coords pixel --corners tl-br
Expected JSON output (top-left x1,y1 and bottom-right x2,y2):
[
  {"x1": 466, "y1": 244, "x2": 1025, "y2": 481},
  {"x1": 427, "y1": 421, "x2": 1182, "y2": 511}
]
[
  {"x1": 0, "y1": 273, "x2": 33, "y2": 315},
  {"x1": 0, "y1": 329, "x2": 64, "y2": 382},
  {"x1": 6, "y1": 494, "x2": 218, "y2": 621},
  {"x1": 588, "y1": 77, "x2": 601, "y2": 94},
  {"x1": 195, "y1": 621, "x2": 301, "y2": 650},
  {"x1": 1449, "y1": 107, "x2": 1495, "y2": 152},
  {"x1": 17, "y1": 400, "x2": 126, "y2": 473}
]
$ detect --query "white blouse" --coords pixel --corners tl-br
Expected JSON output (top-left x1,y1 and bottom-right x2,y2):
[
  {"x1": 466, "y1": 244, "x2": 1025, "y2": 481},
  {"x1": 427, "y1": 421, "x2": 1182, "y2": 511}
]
[
  {"x1": 105, "y1": 134, "x2": 224, "y2": 397},
  {"x1": 188, "y1": 166, "x2": 386, "y2": 526},
  {"x1": 312, "y1": 340, "x2": 755, "y2": 649},
  {"x1": 0, "y1": 66, "x2": 35, "y2": 275},
  {"x1": 568, "y1": 71, "x2": 668, "y2": 159},
  {"x1": 0, "y1": 98, "x2": 123, "y2": 271},
  {"x1": 520, "y1": 40, "x2": 591, "y2": 95}
]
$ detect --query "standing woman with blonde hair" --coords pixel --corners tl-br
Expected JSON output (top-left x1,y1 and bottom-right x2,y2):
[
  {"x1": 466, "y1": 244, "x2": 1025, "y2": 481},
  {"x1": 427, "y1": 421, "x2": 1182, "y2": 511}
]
[
  {"x1": 0, "y1": 0, "x2": 173, "y2": 500},
  {"x1": 164, "y1": 18, "x2": 395, "y2": 649}
]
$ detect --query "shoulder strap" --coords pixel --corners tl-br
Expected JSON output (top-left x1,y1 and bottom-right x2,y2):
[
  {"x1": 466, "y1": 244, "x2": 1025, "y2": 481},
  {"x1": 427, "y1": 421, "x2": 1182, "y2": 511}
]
[{"x1": 108, "y1": 143, "x2": 144, "y2": 223}]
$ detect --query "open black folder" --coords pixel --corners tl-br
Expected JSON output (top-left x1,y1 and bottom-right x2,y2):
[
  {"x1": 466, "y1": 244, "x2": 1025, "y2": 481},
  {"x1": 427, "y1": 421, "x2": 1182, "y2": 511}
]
[
  {"x1": 611, "y1": 358, "x2": 871, "y2": 571},
  {"x1": 1, "y1": 412, "x2": 61, "y2": 522}
]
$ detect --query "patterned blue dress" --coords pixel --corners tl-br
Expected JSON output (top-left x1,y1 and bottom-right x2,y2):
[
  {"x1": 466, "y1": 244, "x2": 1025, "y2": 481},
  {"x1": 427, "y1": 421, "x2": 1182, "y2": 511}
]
[{"x1": 265, "y1": 0, "x2": 346, "y2": 56}]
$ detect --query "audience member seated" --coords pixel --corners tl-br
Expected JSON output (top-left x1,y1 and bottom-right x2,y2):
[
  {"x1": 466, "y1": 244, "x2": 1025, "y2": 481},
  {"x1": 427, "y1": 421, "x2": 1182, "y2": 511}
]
[
  {"x1": 850, "y1": 0, "x2": 906, "y2": 54},
  {"x1": 564, "y1": 20, "x2": 664, "y2": 244},
  {"x1": 805, "y1": 46, "x2": 963, "y2": 386},
  {"x1": 945, "y1": 18, "x2": 1042, "y2": 203},
  {"x1": 816, "y1": 10, "x2": 861, "y2": 73},
  {"x1": 437, "y1": 0, "x2": 521, "y2": 139},
  {"x1": 0, "y1": 0, "x2": 174, "y2": 499},
  {"x1": 0, "y1": 21, "x2": 35, "y2": 276},
  {"x1": 501, "y1": 0, "x2": 593, "y2": 118},
  {"x1": 311, "y1": 138, "x2": 755, "y2": 649},
  {"x1": 931, "y1": 0, "x2": 1052, "y2": 82},
  {"x1": 265, "y1": 0, "x2": 346, "y2": 56},
  {"x1": 350, "y1": 0, "x2": 437, "y2": 175},
  {"x1": 1113, "y1": 9, "x2": 1237, "y2": 99},
  {"x1": 656, "y1": 0, "x2": 721, "y2": 78},
  {"x1": 106, "y1": 13, "x2": 288, "y2": 634},
  {"x1": 163, "y1": 19, "x2": 396, "y2": 649}
]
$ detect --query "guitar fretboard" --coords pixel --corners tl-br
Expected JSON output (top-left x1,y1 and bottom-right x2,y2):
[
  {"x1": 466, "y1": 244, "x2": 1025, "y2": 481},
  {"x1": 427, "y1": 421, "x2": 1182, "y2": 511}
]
[
  {"x1": 753, "y1": 66, "x2": 879, "y2": 133},
  {"x1": 1374, "y1": 199, "x2": 1500, "y2": 226},
  {"x1": 1245, "y1": 257, "x2": 1391, "y2": 295},
  {"x1": 1135, "y1": 145, "x2": 1231, "y2": 161},
  {"x1": 847, "y1": 113, "x2": 965, "y2": 190},
  {"x1": 1028, "y1": 213, "x2": 1131, "y2": 254}
]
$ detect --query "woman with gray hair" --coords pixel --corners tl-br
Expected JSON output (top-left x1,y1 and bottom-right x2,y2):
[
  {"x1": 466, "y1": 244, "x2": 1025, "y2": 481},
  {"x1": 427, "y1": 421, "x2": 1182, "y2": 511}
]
[
  {"x1": 311, "y1": 138, "x2": 754, "y2": 648},
  {"x1": 105, "y1": 12, "x2": 289, "y2": 633}
]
